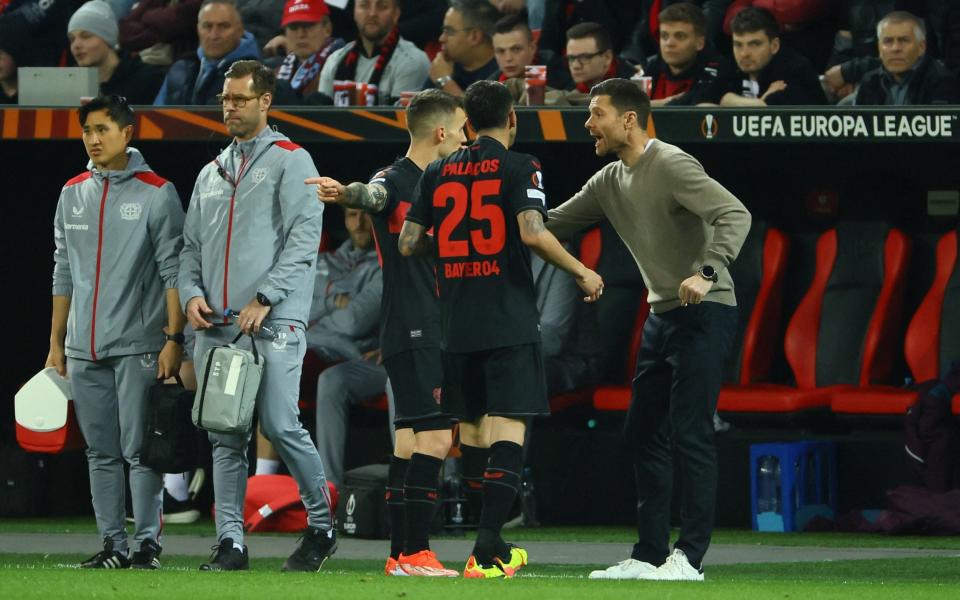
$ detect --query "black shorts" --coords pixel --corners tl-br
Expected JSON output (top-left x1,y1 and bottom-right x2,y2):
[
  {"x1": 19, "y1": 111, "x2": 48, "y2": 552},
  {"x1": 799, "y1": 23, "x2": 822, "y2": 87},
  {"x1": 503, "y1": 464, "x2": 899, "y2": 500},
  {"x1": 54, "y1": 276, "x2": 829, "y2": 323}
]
[
  {"x1": 383, "y1": 348, "x2": 452, "y2": 431},
  {"x1": 442, "y1": 343, "x2": 549, "y2": 422}
]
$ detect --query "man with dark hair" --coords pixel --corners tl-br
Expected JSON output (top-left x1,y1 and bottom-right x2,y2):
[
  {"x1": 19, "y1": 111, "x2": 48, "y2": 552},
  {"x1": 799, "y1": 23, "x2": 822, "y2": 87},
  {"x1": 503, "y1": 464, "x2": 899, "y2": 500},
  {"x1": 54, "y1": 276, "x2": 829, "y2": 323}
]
[
  {"x1": 154, "y1": 0, "x2": 261, "y2": 105},
  {"x1": 272, "y1": 0, "x2": 345, "y2": 104},
  {"x1": 430, "y1": 0, "x2": 500, "y2": 96},
  {"x1": 68, "y1": 0, "x2": 166, "y2": 104},
  {"x1": 308, "y1": 88, "x2": 467, "y2": 578},
  {"x1": 855, "y1": 10, "x2": 959, "y2": 105},
  {"x1": 718, "y1": 6, "x2": 825, "y2": 105},
  {"x1": 547, "y1": 78, "x2": 750, "y2": 581},
  {"x1": 491, "y1": 11, "x2": 572, "y2": 90},
  {"x1": 566, "y1": 22, "x2": 635, "y2": 92},
  {"x1": 179, "y1": 59, "x2": 336, "y2": 572},
  {"x1": 316, "y1": 0, "x2": 429, "y2": 105},
  {"x1": 50, "y1": 94, "x2": 186, "y2": 570},
  {"x1": 400, "y1": 80, "x2": 603, "y2": 578},
  {"x1": 640, "y1": 2, "x2": 732, "y2": 106}
]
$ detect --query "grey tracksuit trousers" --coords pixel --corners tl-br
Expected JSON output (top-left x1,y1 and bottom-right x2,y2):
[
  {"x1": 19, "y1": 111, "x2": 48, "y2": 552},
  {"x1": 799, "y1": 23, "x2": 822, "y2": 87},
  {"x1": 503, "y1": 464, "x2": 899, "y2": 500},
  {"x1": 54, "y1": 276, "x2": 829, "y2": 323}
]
[
  {"x1": 69, "y1": 353, "x2": 164, "y2": 552},
  {"x1": 194, "y1": 323, "x2": 332, "y2": 545}
]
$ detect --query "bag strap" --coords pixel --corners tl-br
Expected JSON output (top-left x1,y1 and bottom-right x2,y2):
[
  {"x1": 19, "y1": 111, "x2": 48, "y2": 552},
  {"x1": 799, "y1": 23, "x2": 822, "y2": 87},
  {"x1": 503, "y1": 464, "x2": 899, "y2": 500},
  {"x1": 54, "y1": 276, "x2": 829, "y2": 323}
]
[
  {"x1": 231, "y1": 331, "x2": 261, "y2": 363},
  {"x1": 174, "y1": 374, "x2": 184, "y2": 387},
  {"x1": 195, "y1": 347, "x2": 217, "y2": 425},
  {"x1": 243, "y1": 487, "x2": 305, "y2": 532}
]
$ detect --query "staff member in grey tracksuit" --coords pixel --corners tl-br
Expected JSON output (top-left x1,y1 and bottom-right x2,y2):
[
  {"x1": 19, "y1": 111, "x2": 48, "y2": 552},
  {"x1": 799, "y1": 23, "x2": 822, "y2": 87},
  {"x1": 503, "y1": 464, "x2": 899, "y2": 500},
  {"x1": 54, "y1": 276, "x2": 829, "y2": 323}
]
[
  {"x1": 47, "y1": 95, "x2": 186, "y2": 570},
  {"x1": 178, "y1": 60, "x2": 336, "y2": 573}
]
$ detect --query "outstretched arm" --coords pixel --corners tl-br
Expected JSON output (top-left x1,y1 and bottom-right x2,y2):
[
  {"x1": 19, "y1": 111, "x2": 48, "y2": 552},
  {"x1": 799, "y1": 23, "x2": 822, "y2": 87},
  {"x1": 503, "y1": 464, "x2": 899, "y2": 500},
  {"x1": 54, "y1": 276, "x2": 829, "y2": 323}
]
[{"x1": 306, "y1": 176, "x2": 389, "y2": 213}]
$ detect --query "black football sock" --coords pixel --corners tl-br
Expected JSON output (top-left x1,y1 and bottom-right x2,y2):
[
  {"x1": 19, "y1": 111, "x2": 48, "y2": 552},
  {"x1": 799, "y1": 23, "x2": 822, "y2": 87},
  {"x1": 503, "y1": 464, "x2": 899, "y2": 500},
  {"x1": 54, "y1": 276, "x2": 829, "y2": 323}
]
[
  {"x1": 459, "y1": 444, "x2": 489, "y2": 525},
  {"x1": 386, "y1": 455, "x2": 409, "y2": 559},
  {"x1": 403, "y1": 453, "x2": 443, "y2": 556},
  {"x1": 473, "y1": 441, "x2": 522, "y2": 565}
]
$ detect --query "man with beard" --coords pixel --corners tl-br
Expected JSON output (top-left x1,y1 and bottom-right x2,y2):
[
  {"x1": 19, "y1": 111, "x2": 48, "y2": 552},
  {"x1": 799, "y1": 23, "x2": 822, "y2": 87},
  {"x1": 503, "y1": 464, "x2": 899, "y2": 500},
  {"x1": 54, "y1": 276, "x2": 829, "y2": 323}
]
[
  {"x1": 430, "y1": 0, "x2": 499, "y2": 96},
  {"x1": 179, "y1": 60, "x2": 335, "y2": 572},
  {"x1": 316, "y1": 0, "x2": 429, "y2": 105},
  {"x1": 547, "y1": 79, "x2": 750, "y2": 581}
]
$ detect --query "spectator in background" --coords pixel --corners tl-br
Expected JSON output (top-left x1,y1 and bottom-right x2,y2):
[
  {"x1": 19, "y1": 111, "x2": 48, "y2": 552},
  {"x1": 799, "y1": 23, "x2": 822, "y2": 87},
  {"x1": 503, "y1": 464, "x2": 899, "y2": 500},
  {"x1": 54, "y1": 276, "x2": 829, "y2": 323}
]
[
  {"x1": 855, "y1": 11, "x2": 959, "y2": 105},
  {"x1": 491, "y1": 0, "x2": 545, "y2": 31},
  {"x1": 622, "y1": 0, "x2": 730, "y2": 67},
  {"x1": 271, "y1": 0, "x2": 345, "y2": 104},
  {"x1": 154, "y1": 0, "x2": 260, "y2": 105},
  {"x1": 236, "y1": 0, "x2": 284, "y2": 50},
  {"x1": 0, "y1": 32, "x2": 26, "y2": 104},
  {"x1": 119, "y1": 0, "x2": 202, "y2": 67},
  {"x1": 566, "y1": 22, "x2": 636, "y2": 93},
  {"x1": 539, "y1": 0, "x2": 639, "y2": 62},
  {"x1": 316, "y1": 0, "x2": 429, "y2": 105},
  {"x1": 430, "y1": 0, "x2": 499, "y2": 96},
  {"x1": 491, "y1": 11, "x2": 571, "y2": 90},
  {"x1": 0, "y1": 0, "x2": 75, "y2": 67},
  {"x1": 68, "y1": 1, "x2": 166, "y2": 104},
  {"x1": 718, "y1": 6, "x2": 825, "y2": 105},
  {"x1": 641, "y1": 2, "x2": 732, "y2": 106},
  {"x1": 722, "y1": 0, "x2": 836, "y2": 72}
]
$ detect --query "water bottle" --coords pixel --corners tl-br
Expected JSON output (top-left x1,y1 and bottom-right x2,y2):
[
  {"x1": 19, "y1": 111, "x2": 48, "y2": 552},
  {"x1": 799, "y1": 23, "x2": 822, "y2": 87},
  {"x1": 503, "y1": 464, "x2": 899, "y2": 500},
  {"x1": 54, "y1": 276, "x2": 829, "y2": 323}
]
[
  {"x1": 224, "y1": 309, "x2": 278, "y2": 341},
  {"x1": 520, "y1": 467, "x2": 540, "y2": 527},
  {"x1": 757, "y1": 456, "x2": 780, "y2": 514}
]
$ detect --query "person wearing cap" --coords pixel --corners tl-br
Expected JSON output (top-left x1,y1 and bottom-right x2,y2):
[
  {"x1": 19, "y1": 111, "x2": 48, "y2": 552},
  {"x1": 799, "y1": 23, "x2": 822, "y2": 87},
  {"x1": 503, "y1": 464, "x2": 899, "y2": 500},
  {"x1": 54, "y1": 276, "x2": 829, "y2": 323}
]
[
  {"x1": 272, "y1": 0, "x2": 345, "y2": 104},
  {"x1": 69, "y1": 0, "x2": 165, "y2": 104},
  {"x1": 315, "y1": 0, "x2": 430, "y2": 105}
]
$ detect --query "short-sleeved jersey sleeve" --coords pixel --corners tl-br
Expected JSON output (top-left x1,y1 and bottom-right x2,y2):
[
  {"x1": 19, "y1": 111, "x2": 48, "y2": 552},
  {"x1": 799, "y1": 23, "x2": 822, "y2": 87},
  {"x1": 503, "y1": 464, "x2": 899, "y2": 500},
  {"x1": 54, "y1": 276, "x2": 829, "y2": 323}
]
[{"x1": 508, "y1": 154, "x2": 548, "y2": 219}]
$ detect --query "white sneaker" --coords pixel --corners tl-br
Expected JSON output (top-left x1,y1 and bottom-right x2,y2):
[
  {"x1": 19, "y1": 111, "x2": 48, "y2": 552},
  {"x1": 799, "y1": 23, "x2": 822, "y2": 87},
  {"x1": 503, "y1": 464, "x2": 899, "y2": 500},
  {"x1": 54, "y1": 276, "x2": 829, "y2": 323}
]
[
  {"x1": 588, "y1": 558, "x2": 658, "y2": 579},
  {"x1": 637, "y1": 549, "x2": 704, "y2": 582}
]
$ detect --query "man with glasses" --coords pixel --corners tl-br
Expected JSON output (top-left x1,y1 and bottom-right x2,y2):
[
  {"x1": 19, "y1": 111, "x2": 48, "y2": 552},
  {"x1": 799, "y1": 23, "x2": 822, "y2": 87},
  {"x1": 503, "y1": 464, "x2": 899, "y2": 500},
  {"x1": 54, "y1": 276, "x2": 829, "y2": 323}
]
[
  {"x1": 429, "y1": 0, "x2": 499, "y2": 96},
  {"x1": 565, "y1": 22, "x2": 636, "y2": 93},
  {"x1": 179, "y1": 60, "x2": 336, "y2": 572}
]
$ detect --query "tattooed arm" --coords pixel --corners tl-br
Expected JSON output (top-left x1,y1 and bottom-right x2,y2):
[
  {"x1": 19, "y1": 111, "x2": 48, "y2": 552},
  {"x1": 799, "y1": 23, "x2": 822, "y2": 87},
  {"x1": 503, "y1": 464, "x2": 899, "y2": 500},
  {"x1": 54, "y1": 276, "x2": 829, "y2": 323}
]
[
  {"x1": 517, "y1": 209, "x2": 604, "y2": 302},
  {"x1": 306, "y1": 176, "x2": 389, "y2": 212},
  {"x1": 398, "y1": 221, "x2": 431, "y2": 256}
]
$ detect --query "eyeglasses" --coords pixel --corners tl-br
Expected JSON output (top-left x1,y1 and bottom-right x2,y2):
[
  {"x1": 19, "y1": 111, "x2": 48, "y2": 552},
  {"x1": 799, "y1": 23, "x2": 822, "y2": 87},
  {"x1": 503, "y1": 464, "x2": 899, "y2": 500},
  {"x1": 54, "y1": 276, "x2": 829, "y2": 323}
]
[
  {"x1": 215, "y1": 93, "x2": 264, "y2": 108},
  {"x1": 441, "y1": 25, "x2": 475, "y2": 36},
  {"x1": 566, "y1": 51, "x2": 604, "y2": 66}
]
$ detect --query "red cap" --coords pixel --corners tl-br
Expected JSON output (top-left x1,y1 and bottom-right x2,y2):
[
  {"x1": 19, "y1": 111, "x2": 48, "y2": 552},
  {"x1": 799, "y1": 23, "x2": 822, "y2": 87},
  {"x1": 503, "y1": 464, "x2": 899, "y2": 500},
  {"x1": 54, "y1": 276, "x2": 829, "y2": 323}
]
[{"x1": 281, "y1": 0, "x2": 329, "y2": 27}]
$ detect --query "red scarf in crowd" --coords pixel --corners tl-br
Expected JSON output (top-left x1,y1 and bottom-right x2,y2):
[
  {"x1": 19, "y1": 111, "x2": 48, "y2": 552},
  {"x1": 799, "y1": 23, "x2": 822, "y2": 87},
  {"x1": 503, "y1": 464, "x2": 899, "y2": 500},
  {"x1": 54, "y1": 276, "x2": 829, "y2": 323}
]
[{"x1": 334, "y1": 26, "x2": 400, "y2": 87}]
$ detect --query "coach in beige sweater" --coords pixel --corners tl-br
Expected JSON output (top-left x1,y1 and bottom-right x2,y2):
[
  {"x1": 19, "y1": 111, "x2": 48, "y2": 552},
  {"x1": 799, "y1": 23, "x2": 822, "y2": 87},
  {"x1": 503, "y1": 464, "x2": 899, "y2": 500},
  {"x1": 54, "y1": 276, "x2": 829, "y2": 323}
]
[{"x1": 548, "y1": 78, "x2": 750, "y2": 582}]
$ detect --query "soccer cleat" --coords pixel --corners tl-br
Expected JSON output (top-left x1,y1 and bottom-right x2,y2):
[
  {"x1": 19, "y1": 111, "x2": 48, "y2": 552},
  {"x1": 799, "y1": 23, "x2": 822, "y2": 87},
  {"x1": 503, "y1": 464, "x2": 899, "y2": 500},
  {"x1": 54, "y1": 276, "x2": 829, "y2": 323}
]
[
  {"x1": 398, "y1": 550, "x2": 459, "y2": 577},
  {"x1": 281, "y1": 526, "x2": 338, "y2": 572},
  {"x1": 588, "y1": 558, "x2": 658, "y2": 580},
  {"x1": 637, "y1": 549, "x2": 704, "y2": 582},
  {"x1": 199, "y1": 538, "x2": 249, "y2": 571},
  {"x1": 494, "y1": 544, "x2": 528, "y2": 577},
  {"x1": 385, "y1": 556, "x2": 408, "y2": 576},
  {"x1": 462, "y1": 555, "x2": 506, "y2": 579},
  {"x1": 80, "y1": 537, "x2": 130, "y2": 569},
  {"x1": 162, "y1": 490, "x2": 201, "y2": 525},
  {"x1": 130, "y1": 538, "x2": 163, "y2": 570}
]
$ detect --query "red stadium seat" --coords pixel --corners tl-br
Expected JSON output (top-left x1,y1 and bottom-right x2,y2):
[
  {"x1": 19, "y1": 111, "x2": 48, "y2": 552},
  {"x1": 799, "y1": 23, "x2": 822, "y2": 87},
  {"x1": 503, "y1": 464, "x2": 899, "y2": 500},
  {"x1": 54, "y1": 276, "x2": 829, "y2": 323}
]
[
  {"x1": 832, "y1": 228, "x2": 959, "y2": 415},
  {"x1": 723, "y1": 223, "x2": 911, "y2": 415}
]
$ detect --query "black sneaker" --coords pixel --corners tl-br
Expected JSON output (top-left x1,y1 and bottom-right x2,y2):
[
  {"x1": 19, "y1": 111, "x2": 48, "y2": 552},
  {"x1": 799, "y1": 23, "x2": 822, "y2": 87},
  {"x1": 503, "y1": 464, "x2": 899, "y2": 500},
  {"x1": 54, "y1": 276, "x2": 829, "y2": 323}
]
[
  {"x1": 80, "y1": 537, "x2": 130, "y2": 569},
  {"x1": 131, "y1": 538, "x2": 163, "y2": 570},
  {"x1": 163, "y1": 490, "x2": 201, "y2": 524},
  {"x1": 281, "y1": 527, "x2": 337, "y2": 572},
  {"x1": 199, "y1": 538, "x2": 249, "y2": 571}
]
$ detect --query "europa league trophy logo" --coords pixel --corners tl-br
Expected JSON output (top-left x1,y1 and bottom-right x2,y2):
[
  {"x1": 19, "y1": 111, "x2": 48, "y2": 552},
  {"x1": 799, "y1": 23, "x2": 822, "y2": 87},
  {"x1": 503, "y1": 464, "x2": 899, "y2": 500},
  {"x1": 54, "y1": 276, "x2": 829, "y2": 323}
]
[{"x1": 701, "y1": 114, "x2": 719, "y2": 139}]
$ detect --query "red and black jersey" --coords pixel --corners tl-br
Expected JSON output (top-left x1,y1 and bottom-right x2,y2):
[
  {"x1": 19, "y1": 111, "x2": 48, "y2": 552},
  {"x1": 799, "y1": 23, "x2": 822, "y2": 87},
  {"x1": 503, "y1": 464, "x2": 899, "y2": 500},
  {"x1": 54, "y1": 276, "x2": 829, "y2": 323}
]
[
  {"x1": 406, "y1": 136, "x2": 547, "y2": 353},
  {"x1": 368, "y1": 156, "x2": 441, "y2": 360}
]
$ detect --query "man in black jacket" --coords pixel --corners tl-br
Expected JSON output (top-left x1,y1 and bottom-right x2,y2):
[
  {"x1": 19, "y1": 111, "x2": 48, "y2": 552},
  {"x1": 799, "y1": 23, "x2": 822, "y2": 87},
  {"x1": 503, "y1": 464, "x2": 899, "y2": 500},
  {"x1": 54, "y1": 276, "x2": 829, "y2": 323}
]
[
  {"x1": 855, "y1": 10, "x2": 959, "y2": 105},
  {"x1": 718, "y1": 6, "x2": 825, "y2": 106}
]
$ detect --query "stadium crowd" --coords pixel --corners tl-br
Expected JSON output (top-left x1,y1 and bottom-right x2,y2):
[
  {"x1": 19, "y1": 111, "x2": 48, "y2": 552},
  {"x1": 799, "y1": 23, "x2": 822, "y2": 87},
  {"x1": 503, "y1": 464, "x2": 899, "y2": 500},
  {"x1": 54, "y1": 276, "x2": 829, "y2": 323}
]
[{"x1": 1, "y1": 0, "x2": 959, "y2": 106}]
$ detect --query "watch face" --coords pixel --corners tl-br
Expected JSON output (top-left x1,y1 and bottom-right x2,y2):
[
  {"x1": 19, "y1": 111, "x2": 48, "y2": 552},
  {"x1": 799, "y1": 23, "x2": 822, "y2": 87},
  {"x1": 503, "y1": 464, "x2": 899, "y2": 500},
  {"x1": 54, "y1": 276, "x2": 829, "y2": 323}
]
[{"x1": 701, "y1": 266, "x2": 715, "y2": 277}]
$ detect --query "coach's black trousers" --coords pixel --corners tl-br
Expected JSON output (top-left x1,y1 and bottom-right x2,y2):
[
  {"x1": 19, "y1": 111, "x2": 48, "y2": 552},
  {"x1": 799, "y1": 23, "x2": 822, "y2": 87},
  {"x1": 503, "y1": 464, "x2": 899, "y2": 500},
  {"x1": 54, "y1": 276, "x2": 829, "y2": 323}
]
[{"x1": 625, "y1": 301, "x2": 737, "y2": 569}]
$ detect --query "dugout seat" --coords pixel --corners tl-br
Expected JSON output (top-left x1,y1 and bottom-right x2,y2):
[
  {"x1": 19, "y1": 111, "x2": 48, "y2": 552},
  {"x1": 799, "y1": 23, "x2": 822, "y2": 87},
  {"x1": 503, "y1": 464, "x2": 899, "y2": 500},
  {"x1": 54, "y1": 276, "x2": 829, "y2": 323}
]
[
  {"x1": 720, "y1": 222, "x2": 911, "y2": 416},
  {"x1": 831, "y1": 228, "x2": 960, "y2": 416}
]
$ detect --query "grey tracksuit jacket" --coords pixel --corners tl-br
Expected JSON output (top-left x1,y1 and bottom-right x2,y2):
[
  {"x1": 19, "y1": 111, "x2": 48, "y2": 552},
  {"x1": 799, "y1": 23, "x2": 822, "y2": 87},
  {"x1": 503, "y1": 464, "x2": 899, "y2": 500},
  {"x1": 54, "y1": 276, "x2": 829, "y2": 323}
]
[
  {"x1": 178, "y1": 127, "x2": 322, "y2": 324},
  {"x1": 52, "y1": 148, "x2": 184, "y2": 361}
]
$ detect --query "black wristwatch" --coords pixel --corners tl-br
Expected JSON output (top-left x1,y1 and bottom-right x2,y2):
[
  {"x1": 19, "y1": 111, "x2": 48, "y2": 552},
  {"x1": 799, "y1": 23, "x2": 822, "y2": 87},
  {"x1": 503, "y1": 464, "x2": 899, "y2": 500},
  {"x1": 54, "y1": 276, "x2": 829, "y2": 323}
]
[
  {"x1": 698, "y1": 265, "x2": 719, "y2": 283},
  {"x1": 256, "y1": 292, "x2": 272, "y2": 307},
  {"x1": 166, "y1": 332, "x2": 185, "y2": 345}
]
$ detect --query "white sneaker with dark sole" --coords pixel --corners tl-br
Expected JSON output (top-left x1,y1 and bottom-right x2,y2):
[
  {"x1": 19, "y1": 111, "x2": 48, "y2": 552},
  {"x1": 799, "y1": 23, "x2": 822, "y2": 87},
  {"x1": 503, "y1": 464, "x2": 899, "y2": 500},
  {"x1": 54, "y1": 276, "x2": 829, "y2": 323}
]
[
  {"x1": 636, "y1": 549, "x2": 704, "y2": 582},
  {"x1": 588, "y1": 558, "x2": 658, "y2": 579}
]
